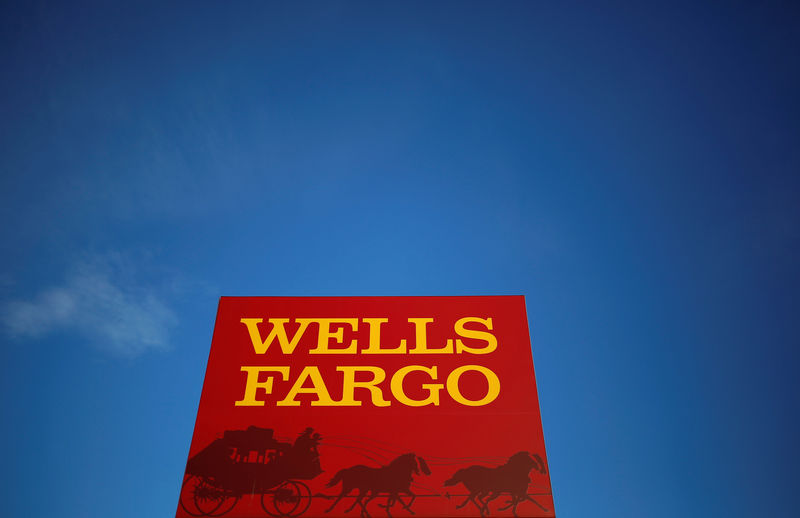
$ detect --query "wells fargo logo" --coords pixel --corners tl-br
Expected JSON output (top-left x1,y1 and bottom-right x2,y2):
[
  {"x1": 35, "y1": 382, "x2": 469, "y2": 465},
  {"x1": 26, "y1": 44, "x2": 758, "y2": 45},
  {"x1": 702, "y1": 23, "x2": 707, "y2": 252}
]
[
  {"x1": 235, "y1": 316, "x2": 501, "y2": 408},
  {"x1": 177, "y1": 296, "x2": 554, "y2": 518}
]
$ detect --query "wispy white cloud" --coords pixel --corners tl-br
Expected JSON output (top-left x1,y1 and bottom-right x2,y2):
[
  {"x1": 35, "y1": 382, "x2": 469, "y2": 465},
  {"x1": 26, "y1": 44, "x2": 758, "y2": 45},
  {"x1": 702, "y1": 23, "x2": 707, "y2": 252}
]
[{"x1": 2, "y1": 254, "x2": 177, "y2": 357}]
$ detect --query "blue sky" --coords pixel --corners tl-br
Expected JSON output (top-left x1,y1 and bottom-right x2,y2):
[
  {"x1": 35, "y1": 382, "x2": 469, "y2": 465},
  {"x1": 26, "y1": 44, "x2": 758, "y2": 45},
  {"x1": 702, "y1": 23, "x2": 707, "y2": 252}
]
[{"x1": 2, "y1": 2, "x2": 799, "y2": 517}]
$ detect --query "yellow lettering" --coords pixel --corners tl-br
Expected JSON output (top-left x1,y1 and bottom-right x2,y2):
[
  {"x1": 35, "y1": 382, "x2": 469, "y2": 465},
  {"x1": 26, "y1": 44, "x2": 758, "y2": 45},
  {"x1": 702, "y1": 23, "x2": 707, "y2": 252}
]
[
  {"x1": 446, "y1": 365, "x2": 500, "y2": 406},
  {"x1": 304, "y1": 318, "x2": 359, "y2": 354},
  {"x1": 407, "y1": 318, "x2": 453, "y2": 354},
  {"x1": 277, "y1": 366, "x2": 338, "y2": 406},
  {"x1": 240, "y1": 318, "x2": 311, "y2": 354},
  {"x1": 391, "y1": 365, "x2": 442, "y2": 407},
  {"x1": 234, "y1": 366, "x2": 290, "y2": 406},
  {"x1": 337, "y1": 366, "x2": 391, "y2": 407},
  {"x1": 361, "y1": 318, "x2": 407, "y2": 354},
  {"x1": 454, "y1": 317, "x2": 497, "y2": 354}
]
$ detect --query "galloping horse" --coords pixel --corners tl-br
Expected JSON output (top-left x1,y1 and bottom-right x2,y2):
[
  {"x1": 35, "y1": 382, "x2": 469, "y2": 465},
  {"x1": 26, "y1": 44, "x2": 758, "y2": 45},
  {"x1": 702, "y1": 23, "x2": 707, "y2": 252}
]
[
  {"x1": 443, "y1": 451, "x2": 547, "y2": 517},
  {"x1": 325, "y1": 453, "x2": 431, "y2": 517}
]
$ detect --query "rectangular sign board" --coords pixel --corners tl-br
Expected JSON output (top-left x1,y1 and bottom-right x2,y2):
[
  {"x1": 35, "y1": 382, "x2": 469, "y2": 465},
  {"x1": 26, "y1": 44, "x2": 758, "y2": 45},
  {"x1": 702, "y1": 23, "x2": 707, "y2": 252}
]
[{"x1": 177, "y1": 296, "x2": 554, "y2": 517}]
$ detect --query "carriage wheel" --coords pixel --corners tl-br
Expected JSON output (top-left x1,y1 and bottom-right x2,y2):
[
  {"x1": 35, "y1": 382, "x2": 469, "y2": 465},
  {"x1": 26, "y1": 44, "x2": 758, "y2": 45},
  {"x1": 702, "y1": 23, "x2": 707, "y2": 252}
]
[
  {"x1": 206, "y1": 492, "x2": 240, "y2": 516},
  {"x1": 287, "y1": 481, "x2": 312, "y2": 517},
  {"x1": 261, "y1": 481, "x2": 312, "y2": 517},
  {"x1": 180, "y1": 475, "x2": 238, "y2": 516},
  {"x1": 180, "y1": 476, "x2": 208, "y2": 516}
]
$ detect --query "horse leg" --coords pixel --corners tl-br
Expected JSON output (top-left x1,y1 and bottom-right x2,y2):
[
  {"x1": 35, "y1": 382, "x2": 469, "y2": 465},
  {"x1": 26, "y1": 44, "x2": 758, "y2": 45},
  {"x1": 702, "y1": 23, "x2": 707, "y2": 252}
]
[
  {"x1": 497, "y1": 493, "x2": 519, "y2": 512},
  {"x1": 345, "y1": 489, "x2": 366, "y2": 513},
  {"x1": 497, "y1": 495, "x2": 521, "y2": 517},
  {"x1": 474, "y1": 492, "x2": 491, "y2": 517},
  {"x1": 360, "y1": 499, "x2": 372, "y2": 518},
  {"x1": 377, "y1": 494, "x2": 391, "y2": 509},
  {"x1": 454, "y1": 494, "x2": 473, "y2": 510},
  {"x1": 497, "y1": 494, "x2": 513, "y2": 511},
  {"x1": 511, "y1": 496, "x2": 522, "y2": 518},
  {"x1": 326, "y1": 485, "x2": 350, "y2": 513},
  {"x1": 395, "y1": 490, "x2": 416, "y2": 514},
  {"x1": 325, "y1": 494, "x2": 342, "y2": 513},
  {"x1": 399, "y1": 490, "x2": 416, "y2": 514},
  {"x1": 481, "y1": 491, "x2": 501, "y2": 516},
  {"x1": 524, "y1": 495, "x2": 549, "y2": 512},
  {"x1": 384, "y1": 495, "x2": 395, "y2": 518},
  {"x1": 360, "y1": 492, "x2": 377, "y2": 518}
]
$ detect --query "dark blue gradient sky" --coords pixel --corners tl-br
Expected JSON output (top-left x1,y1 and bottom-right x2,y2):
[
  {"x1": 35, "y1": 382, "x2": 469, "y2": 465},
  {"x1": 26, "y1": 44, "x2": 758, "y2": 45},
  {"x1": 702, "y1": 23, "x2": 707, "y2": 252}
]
[{"x1": 2, "y1": 2, "x2": 799, "y2": 517}]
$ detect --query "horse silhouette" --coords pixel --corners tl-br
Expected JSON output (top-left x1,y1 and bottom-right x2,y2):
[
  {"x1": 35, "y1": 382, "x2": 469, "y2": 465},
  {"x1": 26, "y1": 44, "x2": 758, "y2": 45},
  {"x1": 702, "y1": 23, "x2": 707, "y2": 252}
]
[
  {"x1": 444, "y1": 451, "x2": 547, "y2": 517},
  {"x1": 325, "y1": 453, "x2": 431, "y2": 517}
]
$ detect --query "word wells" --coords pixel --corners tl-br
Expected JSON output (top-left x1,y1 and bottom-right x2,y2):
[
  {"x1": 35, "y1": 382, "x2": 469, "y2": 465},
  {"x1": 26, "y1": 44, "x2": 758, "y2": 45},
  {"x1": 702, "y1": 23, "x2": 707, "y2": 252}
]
[{"x1": 235, "y1": 316, "x2": 502, "y2": 408}]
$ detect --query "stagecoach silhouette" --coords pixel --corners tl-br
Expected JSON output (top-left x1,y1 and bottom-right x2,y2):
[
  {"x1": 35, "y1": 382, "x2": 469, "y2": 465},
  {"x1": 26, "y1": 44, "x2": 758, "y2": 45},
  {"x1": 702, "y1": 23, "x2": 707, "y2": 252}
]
[
  {"x1": 180, "y1": 426, "x2": 549, "y2": 518},
  {"x1": 180, "y1": 426, "x2": 322, "y2": 517}
]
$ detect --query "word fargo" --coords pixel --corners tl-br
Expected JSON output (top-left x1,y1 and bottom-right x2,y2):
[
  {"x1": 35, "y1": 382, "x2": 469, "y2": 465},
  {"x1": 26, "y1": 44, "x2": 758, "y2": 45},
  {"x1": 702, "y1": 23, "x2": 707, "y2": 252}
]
[{"x1": 176, "y1": 296, "x2": 555, "y2": 518}]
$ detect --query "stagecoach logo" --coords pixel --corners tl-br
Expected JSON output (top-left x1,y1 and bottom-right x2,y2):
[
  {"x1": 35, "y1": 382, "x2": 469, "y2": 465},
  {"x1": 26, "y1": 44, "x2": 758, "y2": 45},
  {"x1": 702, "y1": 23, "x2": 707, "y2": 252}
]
[{"x1": 177, "y1": 296, "x2": 555, "y2": 517}]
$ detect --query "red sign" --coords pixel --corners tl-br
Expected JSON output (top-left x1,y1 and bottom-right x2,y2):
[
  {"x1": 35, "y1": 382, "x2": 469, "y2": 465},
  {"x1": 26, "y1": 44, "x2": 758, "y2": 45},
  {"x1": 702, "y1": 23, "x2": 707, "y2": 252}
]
[{"x1": 177, "y1": 296, "x2": 554, "y2": 518}]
